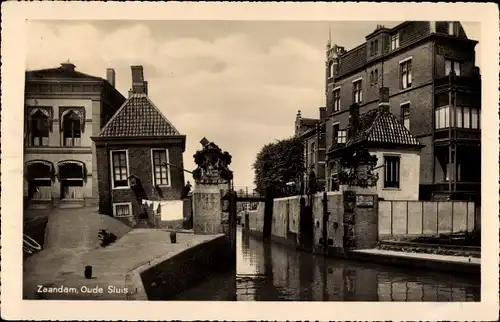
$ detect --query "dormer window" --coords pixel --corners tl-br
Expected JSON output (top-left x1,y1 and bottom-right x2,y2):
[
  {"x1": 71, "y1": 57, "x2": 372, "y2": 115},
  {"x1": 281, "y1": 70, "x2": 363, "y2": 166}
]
[{"x1": 391, "y1": 33, "x2": 400, "y2": 50}]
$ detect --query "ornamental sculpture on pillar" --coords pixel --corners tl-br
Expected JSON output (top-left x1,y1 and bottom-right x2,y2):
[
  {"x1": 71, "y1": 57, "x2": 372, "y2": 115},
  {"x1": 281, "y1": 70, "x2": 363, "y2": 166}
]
[{"x1": 192, "y1": 140, "x2": 233, "y2": 184}]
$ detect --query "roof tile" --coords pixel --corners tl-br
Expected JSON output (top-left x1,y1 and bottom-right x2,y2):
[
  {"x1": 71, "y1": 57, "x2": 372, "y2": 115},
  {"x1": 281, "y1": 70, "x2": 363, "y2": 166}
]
[{"x1": 99, "y1": 94, "x2": 180, "y2": 137}]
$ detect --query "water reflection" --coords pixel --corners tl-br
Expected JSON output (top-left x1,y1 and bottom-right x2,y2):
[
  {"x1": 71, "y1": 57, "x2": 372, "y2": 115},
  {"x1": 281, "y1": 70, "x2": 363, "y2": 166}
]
[{"x1": 237, "y1": 228, "x2": 480, "y2": 301}]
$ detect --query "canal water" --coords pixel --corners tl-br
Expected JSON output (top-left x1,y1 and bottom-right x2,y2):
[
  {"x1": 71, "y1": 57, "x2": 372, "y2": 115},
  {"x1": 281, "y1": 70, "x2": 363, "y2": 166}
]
[{"x1": 236, "y1": 227, "x2": 480, "y2": 301}]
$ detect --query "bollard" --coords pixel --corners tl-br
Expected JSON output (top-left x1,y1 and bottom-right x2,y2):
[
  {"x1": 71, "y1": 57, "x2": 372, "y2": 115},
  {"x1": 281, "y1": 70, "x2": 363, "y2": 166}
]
[
  {"x1": 84, "y1": 265, "x2": 92, "y2": 279},
  {"x1": 170, "y1": 231, "x2": 177, "y2": 244}
]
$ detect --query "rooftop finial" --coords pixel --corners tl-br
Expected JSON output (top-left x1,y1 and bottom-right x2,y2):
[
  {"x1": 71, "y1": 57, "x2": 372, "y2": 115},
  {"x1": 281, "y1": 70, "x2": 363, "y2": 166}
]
[{"x1": 327, "y1": 24, "x2": 332, "y2": 49}]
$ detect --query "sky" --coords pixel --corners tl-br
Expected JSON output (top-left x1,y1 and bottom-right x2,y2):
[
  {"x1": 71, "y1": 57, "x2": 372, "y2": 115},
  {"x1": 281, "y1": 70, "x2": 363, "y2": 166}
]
[{"x1": 26, "y1": 20, "x2": 481, "y2": 187}]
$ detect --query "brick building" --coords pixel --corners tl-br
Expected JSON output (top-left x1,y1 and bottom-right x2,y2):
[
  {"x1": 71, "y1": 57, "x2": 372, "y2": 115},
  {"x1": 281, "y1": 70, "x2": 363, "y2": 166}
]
[
  {"x1": 24, "y1": 62, "x2": 125, "y2": 209},
  {"x1": 324, "y1": 21, "x2": 481, "y2": 201},
  {"x1": 294, "y1": 108, "x2": 327, "y2": 192},
  {"x1": 92, "y1": 66, "x2": 186, "y2": 227}
]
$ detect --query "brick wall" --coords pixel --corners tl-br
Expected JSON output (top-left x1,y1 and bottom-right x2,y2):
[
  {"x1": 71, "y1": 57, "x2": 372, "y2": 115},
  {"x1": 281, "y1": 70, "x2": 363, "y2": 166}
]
[{"x1": 96, "y1": 142, "x2": 185, "y2": 223}]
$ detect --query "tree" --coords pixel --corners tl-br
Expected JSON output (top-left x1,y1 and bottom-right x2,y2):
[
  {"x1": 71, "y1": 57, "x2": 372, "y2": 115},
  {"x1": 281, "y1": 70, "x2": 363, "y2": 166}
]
[{"x1": 252, "y1": 136, "x2": 305, "y2": 197}]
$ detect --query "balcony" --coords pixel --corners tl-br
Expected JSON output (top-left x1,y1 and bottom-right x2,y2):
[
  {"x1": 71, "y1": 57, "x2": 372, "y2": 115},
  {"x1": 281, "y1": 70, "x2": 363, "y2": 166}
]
[
  {"x1": 434, "y1": 128, "x2": 481, "y2": 145},
  {"x1": 434, "y1": 75, "x2": 481, "y2": 94}
]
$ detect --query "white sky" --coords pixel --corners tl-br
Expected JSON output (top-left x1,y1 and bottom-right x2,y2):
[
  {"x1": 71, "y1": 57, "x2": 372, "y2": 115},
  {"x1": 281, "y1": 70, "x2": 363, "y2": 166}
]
[{"x1": 26, "y1": 20, "x2": 481, "y2": 187}]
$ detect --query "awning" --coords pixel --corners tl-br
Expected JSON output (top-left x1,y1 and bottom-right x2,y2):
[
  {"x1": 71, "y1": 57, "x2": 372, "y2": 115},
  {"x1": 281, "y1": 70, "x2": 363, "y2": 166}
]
[
  {"x1": 25, "y1": 160, "x2": 55, "y2": 180},
  {"x1": 57, "y1": 160, "x2": 87, "y2": 180}
]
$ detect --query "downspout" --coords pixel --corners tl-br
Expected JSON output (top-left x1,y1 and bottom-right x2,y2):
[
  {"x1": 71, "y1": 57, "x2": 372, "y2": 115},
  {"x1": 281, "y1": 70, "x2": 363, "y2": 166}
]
[{"x1": 431, "y1": 38, "x2": 436, "y2": 197}]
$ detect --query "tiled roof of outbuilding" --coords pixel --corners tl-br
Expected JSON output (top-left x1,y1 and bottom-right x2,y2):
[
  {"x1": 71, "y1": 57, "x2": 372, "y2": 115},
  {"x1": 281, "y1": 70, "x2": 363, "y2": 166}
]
[
  {"x1": 348, "y1": 108, "x2": 421, "y2": 147},
  {"x1": 99, "y1": 93, "x2": 180, "y2": 137},
  {"x1": 327, "y1": 108, "x2": 421, "y2": 155}
]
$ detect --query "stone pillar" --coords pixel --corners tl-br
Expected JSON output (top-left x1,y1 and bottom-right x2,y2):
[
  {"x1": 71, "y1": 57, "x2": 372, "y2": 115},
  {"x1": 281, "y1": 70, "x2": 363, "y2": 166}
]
[
  {"x1": 193, "y1": 183, "x2": 222, "y2": 234},
  {"x1": 191, "y1": 140, "x2": 234, "y2": 235}
]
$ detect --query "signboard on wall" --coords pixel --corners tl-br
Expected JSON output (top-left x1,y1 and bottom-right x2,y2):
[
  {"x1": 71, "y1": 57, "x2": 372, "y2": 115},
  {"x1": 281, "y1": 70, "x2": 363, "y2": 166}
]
[{"x1": 356, "y1": 195, "x2": 374, "y2": 208}]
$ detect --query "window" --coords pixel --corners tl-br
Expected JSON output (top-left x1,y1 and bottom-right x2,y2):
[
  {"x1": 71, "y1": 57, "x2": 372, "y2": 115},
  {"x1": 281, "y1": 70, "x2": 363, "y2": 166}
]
[
  {"x1": 328, "y1": 61, "x2": 334, "y2": 78},
  {"x1": 62, "y1": 111, "x2": 81, "y2": 146},
  {"x1": 391, "y1": 33, "x2": 400, "y2": 50},
  {"x1": 29, "y1": 110, "x2": 50, "y2": 146},
  {"x1": 58, "y1": 162, "x2": 84, "y2": 200},
  {"x1": 448, "y1": 22, "x2": 458, "y2": 36},
  {"x1": 352, "y1": 80, "x2": 362, "y2": 103},
  {"x1": 435, "y1": 105, "x2": 450, "y2": 129},
  {"x1": 152, "y1": 149, "x2": 170, "y2": 186},
  {"x1": 401, "y1": 103, "x2": 410, "y2": 130},
  {"x1": 384, "y1": 156, "x2": 400, "y2": 188},
  {"x1": 332, "y1": 89, "x2": 340, "y2": 112},
  {"x1": 435, "y1": 105, "x2": 480, "y2": 129},
  {"x1": 113, "y1": 203, "x2": 132, "y2": 218},
  {"x1": 111, "y1": 150, "x2": 129, "y2": 188},
  {"x1": 338, "y1": 130, "x2": 347, "y2": 144},
  {"x1": 370, "y1": 71, "x2": 374, "y2": 85},
  {"x1": 400, "y1": 60, "x2": 412, "y2": 89},
  {"x1": 333, "y1": 123, "x2": 340, "y2": 143},
  {"x1": 26, "y1": 161, "x2": 53, "y2": 200},
  {"x1": 374, "y1": 40, "x2": 378, "y2": 55},
  {"x1": 445, "y1": 59, "x2": 461, "y2": 76},
  {"x1": 374, "y1": 69, "x2": 378, "y2": 84}
]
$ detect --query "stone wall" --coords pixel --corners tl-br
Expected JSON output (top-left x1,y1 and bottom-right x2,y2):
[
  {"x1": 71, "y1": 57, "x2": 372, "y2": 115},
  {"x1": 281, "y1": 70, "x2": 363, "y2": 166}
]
[
  {"x1": 138, "y1": 234, "x2": 235, "y2": 300},
  {"x1": 378, "y1": 200, "x2": 478, "y2": 239},
  {"x1": 248, "y1": 191, "x2": 378, "y2": 253}
]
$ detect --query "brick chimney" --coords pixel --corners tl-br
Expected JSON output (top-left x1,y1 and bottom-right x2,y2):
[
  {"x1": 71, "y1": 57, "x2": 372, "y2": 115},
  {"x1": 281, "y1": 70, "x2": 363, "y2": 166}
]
[
  {"x1": 130, "y1": 65, "x2": 148, "y2": 94},
  {"x1": 319, "y1": 107, "x2": 327, "y2": 121},
  {"x1": 106, "y1": 68, "x2": 116, "y2": 87},
  {"x1": 349, "y1": 103, "x2": 360, "y2": 138},
  {"x1": 378, "y1": 87, "x2": 390, "y2": 113},
  {"x1": 60, "y1": 62, "x2": 76, "y2": 72}
]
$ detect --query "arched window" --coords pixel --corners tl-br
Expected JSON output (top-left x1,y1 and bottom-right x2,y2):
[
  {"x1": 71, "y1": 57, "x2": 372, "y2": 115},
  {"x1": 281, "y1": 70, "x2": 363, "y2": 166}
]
[
  {"x1": 62, "y1": 111, "x2": 81, "y2": 146},
  {"x1": 58, "y1": 161, "x2": 85, "y2": 200},
  {"x1": 30, "y1": 110, "x2": 50, "y2": 146},
  {"x1": 25, "y1": 160, "x2": 53, "y2": 200}
]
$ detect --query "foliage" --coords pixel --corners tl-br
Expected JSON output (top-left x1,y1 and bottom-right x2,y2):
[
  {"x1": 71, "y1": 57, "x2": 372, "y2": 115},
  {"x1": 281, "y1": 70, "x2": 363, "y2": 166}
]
[
  {"x1": 252, "y1": 136, "x2": 305, "y2": 197},
  {"x1": 337, "y1": 146, "x2": 379, "y2": 188}
]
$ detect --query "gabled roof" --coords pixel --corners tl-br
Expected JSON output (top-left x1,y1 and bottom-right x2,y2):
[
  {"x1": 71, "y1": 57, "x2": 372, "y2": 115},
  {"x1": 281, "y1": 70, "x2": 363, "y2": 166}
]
[
  {"x1": 327, "y1": 107, "x2": 421, "y2": 155},
  {"x1": 26, "y1": 65, "x2": 104, "y2": 81},
  {"x1": 98, "y1": 93, "x2": 181, "y2": 137},
  {"x1": 300, "y1": 117, "x2": 319, "y2": 128}
]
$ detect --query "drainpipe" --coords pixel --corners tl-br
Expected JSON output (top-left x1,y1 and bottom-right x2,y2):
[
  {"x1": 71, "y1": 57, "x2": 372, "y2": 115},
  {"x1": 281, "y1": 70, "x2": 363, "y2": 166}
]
[{"x1": 431, "y1": 40, "x2": 436, "y2": 194}]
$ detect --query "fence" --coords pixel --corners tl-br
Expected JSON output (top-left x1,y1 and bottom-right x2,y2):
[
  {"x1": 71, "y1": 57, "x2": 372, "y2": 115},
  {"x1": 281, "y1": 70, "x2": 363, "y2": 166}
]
[{"x1": 378, "y1": 200, "x2": 478, "y2": 238}]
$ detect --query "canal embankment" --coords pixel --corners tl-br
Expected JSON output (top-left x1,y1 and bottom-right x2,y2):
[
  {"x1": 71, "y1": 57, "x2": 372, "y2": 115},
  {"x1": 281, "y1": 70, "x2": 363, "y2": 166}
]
[
  {"x1": 24, "y1": 228, "x2": 235, "y2": 300},
  {"x1": 244, "y1": 190, "x2": 480, "y2": 277}
]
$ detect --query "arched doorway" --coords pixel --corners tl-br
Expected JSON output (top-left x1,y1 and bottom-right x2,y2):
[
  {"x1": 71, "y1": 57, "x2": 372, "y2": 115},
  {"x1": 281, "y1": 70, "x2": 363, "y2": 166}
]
[
  {"x1": 25, "y1": 160, "x2": 54, "y2": 200},
  {"x1": 58, "y1": 160, "x2": 86, "y2": 200}
]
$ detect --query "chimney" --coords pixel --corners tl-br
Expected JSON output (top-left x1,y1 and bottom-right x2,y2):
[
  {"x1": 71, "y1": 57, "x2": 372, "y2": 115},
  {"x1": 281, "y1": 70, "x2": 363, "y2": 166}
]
[
  {"x1": 60, "y1": 62, "x2": 76, "y2": 72},
  {"x1": 319, "y1": 107, "x2": 327, "y2": 121},
  {"x1": 106, "y1": 68, "x2": 116, "y2": 87},
  {"x1": 130, "y1": 65, "x2": 148, "y2": 94},
  {"x1": 378, "y1": 87, "x2": 390, "y2": 113},
  {"x1": 349, "y1": 103, "x2": 360, "y2": 138}
]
